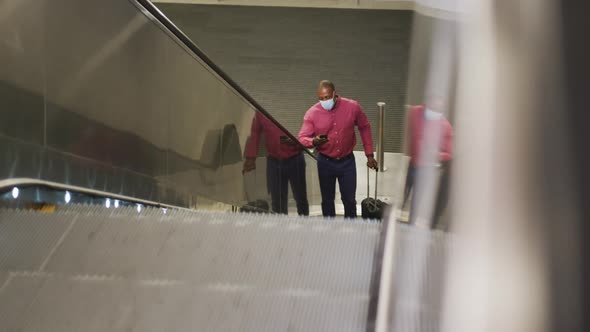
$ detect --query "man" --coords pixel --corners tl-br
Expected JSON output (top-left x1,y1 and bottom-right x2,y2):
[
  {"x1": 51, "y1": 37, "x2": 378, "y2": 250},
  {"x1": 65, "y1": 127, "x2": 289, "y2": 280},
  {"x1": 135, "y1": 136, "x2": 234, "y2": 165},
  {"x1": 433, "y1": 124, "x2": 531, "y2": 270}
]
[
  {"x1": 243, "y1": 111, "x2": 309, "y2": 216},
  {"x1": 404, "y1": 95, "x2": 453, "y2": 228},
  {"x1": 298, "y1": 80, "x2": 377, "y2": 218}
]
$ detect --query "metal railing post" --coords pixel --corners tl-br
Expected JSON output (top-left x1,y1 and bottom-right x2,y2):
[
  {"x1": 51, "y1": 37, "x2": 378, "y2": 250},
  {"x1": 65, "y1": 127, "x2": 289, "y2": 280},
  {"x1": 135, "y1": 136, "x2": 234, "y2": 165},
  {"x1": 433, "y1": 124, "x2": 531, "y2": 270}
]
[{"x1": 377, "y1": 102, "x2": 386, "y2": 172}]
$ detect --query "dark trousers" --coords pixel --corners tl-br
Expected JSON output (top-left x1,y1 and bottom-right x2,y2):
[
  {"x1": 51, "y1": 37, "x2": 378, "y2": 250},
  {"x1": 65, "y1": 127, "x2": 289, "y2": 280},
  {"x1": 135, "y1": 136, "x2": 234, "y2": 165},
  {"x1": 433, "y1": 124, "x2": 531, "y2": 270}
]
[
  {"x1": 404, "y1": 164, "x2": 416, "y2": 209},
  {"x1": 266, "y1": 153, "x2": 309, "y2": 215},
  {"x1": 433, "y1": 163, "x2": 451, "y2": 228},
  {"x1": 317, "y1": 154, "x2": 357, "y2": 218},
  {"x1": 405, "y1": 163, "x2": 451, "y2": 228}
]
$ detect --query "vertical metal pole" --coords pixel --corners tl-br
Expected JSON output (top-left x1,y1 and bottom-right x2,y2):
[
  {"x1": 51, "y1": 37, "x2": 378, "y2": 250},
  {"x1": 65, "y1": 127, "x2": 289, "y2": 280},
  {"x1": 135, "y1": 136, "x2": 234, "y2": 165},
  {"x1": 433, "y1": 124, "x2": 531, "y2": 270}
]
[{"x1": 377, "y1": 102, "x2": 386, "y2": 172}]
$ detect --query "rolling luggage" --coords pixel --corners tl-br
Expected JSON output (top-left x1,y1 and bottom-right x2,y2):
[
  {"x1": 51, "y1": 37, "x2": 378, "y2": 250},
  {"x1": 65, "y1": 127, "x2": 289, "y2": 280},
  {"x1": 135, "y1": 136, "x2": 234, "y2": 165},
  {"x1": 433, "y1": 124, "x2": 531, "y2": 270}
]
[
  {"x1": 240, "y1": 199, "x2": 270, "y2": 213},
  {"x1": 361, "y1": 167, "x2": 389, "y2": 220},
  {"x1": 240, "y1": 165, "x2": 270, "y2": 214}
]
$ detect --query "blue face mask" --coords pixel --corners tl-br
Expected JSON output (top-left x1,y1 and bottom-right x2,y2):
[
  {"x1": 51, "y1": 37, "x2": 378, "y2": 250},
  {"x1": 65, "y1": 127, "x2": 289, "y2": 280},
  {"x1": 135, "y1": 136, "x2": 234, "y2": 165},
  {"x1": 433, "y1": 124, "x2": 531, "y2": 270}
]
[
  {"x1": 424, "y1": 109, "x2": 443, "y2": 121},
  {"x1": 320, "y1": 94, "x2": 335, "y2": 111}
]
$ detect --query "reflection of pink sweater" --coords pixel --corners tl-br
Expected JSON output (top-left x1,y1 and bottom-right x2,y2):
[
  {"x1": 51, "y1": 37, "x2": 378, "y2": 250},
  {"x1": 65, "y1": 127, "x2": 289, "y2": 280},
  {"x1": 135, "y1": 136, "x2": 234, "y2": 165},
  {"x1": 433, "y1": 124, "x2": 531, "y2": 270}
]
[
  {"x1": 245, "y1": 112, "x2": 301, "y2": 160},
  {"x1": 408, "y1": 105, "x2": 453, "y2": 166}
]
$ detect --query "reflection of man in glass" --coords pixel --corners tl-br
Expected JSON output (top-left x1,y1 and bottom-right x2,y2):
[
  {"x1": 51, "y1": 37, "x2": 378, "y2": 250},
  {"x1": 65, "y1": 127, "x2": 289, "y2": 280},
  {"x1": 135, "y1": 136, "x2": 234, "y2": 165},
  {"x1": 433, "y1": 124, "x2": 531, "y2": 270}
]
[
  {"x1": 243, "y1": 112, "x2": 309, "y2": 216},
  {"x1": 404, "y1": 95, "x2": 453, "y2": 228}
]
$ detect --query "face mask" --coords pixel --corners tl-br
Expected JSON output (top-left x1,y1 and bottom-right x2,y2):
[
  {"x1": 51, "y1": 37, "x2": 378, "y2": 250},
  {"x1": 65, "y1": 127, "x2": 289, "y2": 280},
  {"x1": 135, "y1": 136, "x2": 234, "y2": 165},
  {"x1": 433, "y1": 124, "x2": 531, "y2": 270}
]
[
  {"x1": 320, "y1": 94, "x2": 335, "y2": 111},
  {"x1": 425, "y1": 109, "x2": 443, "y2": 121}
]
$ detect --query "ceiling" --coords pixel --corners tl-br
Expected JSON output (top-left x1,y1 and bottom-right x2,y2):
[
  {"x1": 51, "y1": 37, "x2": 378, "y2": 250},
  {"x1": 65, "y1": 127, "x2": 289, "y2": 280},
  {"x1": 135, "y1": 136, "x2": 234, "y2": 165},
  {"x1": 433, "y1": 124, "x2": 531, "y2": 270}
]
[{"x1": 152, "y1": 0, "x2": 460, "y2": 15}]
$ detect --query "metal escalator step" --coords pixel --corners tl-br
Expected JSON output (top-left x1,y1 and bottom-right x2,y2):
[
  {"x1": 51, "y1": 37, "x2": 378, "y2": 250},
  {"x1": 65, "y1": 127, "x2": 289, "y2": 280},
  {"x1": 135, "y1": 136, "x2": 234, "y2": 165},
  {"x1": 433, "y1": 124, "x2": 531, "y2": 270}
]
[
  {"x1": 38, "y1": 211, "x2": 379, "y2": 292},
  {"x1": 0, "y1": 206, "x2": 454, "y2": 331},
  {"x1": 0, "y1": 274, "x2": 368, "y2": 332},
  {"x1": 0, "y1": 206, "x2": 381, "y2": 331},
  {"x1": 0, "y1": 210, "x2": 74, "y2": 271}
]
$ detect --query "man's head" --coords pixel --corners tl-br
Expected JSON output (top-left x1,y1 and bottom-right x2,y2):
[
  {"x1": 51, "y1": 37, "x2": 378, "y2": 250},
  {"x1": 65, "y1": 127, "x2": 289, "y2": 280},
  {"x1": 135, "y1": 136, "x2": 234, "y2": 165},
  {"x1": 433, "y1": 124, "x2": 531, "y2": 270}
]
[
  {"x1": 317, "y1": 80, "x2": 336, "y2": 111},
  {"x1": 317, "y1": 80, "x2": 336, "y2": 101},
  {"x1": 425, "y1": 94, "x2": 446, "y2": 113}
]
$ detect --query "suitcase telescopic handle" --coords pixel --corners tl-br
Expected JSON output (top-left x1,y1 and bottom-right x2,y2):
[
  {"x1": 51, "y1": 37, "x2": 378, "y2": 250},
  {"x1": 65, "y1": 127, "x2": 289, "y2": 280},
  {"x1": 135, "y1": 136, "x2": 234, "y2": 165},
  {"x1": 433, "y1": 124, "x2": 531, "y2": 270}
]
[
  {"x1": 367, "y1": 167, "x2": 370, "y2": 199},
  {"x1": 366, "y1": 166, "x2": 379, "y2": 209}
]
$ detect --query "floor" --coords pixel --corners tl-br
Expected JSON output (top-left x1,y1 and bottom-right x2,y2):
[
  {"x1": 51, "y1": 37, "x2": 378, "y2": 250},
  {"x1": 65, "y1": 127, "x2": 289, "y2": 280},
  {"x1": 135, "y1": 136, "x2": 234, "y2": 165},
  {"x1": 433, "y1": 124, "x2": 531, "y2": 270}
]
[{"x1": 299, "y1": 152, "x2": 409, "y2": 217}]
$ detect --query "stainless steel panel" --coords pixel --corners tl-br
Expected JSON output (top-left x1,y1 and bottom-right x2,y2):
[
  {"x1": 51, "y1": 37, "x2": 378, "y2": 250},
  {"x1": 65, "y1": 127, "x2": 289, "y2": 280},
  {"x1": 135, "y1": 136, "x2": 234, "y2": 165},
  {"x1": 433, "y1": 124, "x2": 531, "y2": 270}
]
[
  {"x1": 389, "y1": 225, "x2": 451, "y2": 331},
  {"x1": 0, "y1": 0, "x2": 46, "y2": 144},
  {"x1": 45, "y1": 0, "x2": 168, "y2": 178},
  {"x1": 0, "y1": 0, "x2": 286, "y2": 207},
  {"x1": 0, "y1": 134, "x2": 163, "y2": 203},
  {"x1": 163, "y1": 37, "x2": 257, "y2": 204},
  {"x1": 0, "y1": 136, "x2": 44, "y2": 180}
]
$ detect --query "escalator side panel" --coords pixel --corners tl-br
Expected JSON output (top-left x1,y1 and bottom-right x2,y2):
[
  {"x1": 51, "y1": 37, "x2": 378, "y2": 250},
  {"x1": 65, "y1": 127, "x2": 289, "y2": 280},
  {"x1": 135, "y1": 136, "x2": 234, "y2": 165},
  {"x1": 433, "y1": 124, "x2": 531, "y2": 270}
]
[{"x1": 0, "y1": 0, "x2": 275, "y2": 208}]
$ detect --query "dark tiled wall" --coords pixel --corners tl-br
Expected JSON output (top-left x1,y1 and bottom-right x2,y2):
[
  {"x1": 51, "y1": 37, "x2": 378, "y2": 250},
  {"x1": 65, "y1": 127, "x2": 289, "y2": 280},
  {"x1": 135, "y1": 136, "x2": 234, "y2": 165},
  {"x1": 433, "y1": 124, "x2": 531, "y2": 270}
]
[{"x1": 159, "y1": 4, "x2": 412, "y2": 152}]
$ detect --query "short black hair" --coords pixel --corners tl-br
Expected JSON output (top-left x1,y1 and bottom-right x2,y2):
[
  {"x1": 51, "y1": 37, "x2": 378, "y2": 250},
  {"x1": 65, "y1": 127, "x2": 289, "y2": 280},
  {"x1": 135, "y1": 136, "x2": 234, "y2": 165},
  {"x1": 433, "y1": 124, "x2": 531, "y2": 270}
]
[{"x1": 319, "y1": 80, "x2": 335, "y2": 91}]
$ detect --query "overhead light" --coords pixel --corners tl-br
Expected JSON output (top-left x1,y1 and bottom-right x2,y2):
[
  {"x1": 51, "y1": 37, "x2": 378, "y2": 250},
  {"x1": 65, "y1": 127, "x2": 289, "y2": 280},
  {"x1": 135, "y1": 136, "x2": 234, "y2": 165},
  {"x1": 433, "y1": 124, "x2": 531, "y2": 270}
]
[
  {"x1": 11, "y1": 187, "x2": 19, "y2": 199},
  {"x1": 136, "y1": 204, "x2": 142, "y2": 213},
  {"x1": 64, "y1": 191, "x2": 71, "y2": 204},
  {"x1": 114, "y1": 199, "x2": 120, "y2": 208},
  {"x1": 162, "y1": 208, "x2": 167, "y2": 214},
  {"x1": 106, "y1": 198, "x2": 111, "y2": 209}
]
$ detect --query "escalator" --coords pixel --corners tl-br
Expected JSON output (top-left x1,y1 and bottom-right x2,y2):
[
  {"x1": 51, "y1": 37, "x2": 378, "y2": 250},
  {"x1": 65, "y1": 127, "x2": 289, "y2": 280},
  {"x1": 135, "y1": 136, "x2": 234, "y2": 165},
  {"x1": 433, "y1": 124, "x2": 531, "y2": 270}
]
[
  {"x1": 0, "y1": 205, "x2": 379, "y2": 331},
  {"x1": 0, "y1": 0, "x2": 451, "y2": 330},
  {"x1": 0, "y1": 202, "x2": 450, "y2": 331}
]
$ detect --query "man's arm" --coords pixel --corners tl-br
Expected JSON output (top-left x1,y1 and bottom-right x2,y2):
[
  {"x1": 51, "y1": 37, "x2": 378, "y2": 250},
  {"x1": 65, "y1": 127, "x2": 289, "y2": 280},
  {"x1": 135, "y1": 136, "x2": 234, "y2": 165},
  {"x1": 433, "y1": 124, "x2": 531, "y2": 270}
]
[
  {"x1": 439, "y1": 121, "x2": 453, "y2": 162},
  {"x1": 245, "y1": 115, "x2": 262, "y2": 159},
  {"x1": 243, "y1": 115, "x2": 263, "y2": 174},
  {"x1": 298, "y1": 113, "x2": 316, "y2": 148},
  {"x1": 355, "y1": 103, "x2": 378, "y2": 169},
  {"x1": 355, "y1": 104, "x2": 375, "y2": 156}
]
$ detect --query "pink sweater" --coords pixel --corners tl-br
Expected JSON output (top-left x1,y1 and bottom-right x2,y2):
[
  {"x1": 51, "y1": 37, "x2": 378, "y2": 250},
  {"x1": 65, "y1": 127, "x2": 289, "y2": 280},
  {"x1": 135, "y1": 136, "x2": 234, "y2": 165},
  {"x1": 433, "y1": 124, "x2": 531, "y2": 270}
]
[
  {"x1": 408, "y1": 105, "x2": 453, "y2": 166},
  {"x1": 245, "y1": 112, "x2": 302, "y2": 160},
  {"x1": 298, "y1": 96, "x2": 374, "y2": 158}
]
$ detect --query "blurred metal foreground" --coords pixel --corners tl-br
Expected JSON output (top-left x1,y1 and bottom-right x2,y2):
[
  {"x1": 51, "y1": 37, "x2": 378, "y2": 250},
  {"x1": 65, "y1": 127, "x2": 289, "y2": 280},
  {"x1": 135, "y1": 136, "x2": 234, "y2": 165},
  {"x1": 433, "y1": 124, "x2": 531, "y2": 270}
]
[{"x1": 0, "y1": 205, "x2": 452, "y2": 331}]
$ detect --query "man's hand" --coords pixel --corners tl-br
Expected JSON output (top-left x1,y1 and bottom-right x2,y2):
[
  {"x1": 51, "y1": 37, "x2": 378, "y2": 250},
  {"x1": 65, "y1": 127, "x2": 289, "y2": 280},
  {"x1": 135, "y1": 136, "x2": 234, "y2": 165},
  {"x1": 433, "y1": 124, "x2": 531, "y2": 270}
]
[
  {"x1": 242, "y1": 158, "x2": 256, "y2": 174},
  {"x1": 367, "y1": 156, "x2": 378, "y2": 170},
  {"x1": 312, "y1": 135, "x2": 329, "y2": 147},
  {"x1": 280, "y1": 137, "x2": 298, "y2": 147}
]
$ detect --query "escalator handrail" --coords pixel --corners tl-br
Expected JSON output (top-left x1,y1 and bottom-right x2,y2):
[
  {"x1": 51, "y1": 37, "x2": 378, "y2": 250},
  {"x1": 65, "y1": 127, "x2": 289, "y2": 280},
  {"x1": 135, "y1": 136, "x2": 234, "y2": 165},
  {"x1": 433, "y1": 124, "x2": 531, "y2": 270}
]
[
  {"x1": 0, "y1": 178, "x2": 183, "y2": 210},
  {"x1": 134, "y1": 0, "x2": 316, "y2": 160}
]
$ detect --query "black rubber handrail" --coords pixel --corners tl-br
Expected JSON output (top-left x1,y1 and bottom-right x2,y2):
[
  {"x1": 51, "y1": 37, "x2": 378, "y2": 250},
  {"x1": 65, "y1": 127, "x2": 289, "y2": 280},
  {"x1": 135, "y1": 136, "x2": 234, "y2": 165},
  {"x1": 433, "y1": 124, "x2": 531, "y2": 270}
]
[{"x1": 135, "y1": 0, "x2": 316, "y2": 160}]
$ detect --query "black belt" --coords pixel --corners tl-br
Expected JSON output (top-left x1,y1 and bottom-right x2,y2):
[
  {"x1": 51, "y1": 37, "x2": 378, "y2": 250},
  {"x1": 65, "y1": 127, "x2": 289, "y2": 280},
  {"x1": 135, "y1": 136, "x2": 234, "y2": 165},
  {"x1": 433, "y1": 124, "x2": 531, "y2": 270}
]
[
  {"x1": 268, "y1": 153, "x2": 302, "y2": 162},
  {"x1": 319, "y1": 153, "x2": 354, "y2": 162}
]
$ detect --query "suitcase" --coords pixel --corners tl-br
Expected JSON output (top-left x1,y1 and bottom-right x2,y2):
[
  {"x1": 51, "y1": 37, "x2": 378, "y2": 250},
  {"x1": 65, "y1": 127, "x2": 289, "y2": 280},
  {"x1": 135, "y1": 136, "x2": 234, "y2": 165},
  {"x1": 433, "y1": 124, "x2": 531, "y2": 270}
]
[
  {"x1": 240, "y1": 199, "x2": 270, "y2": 213},
  {"x1": 361, "y1": 167, "x2": 389, "y2": 220},
  {"x1": 240, "y1": 167, "x2": 270, "y2": 214}
]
